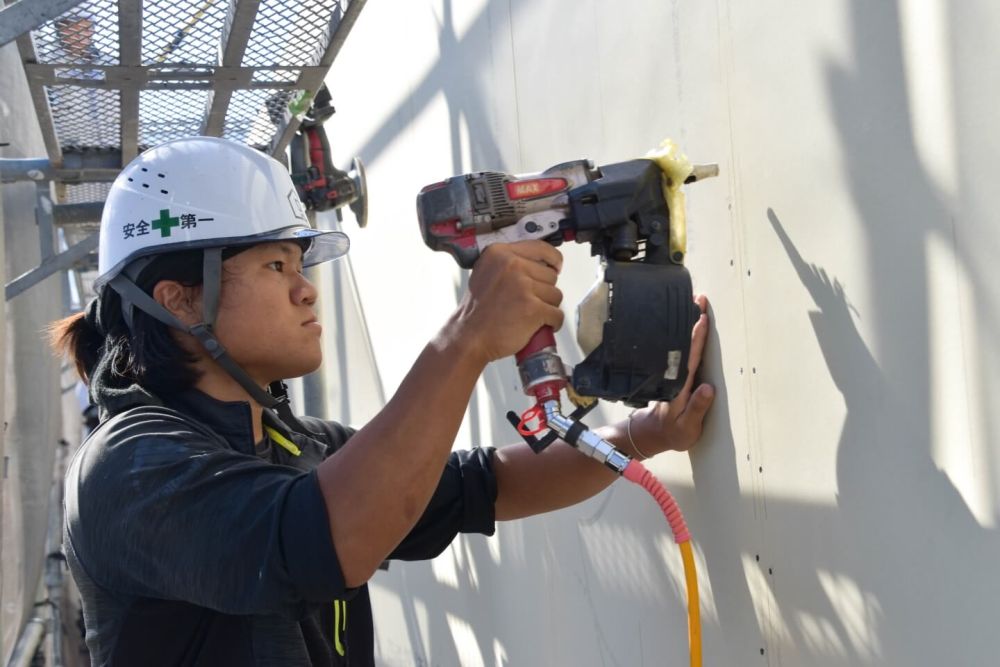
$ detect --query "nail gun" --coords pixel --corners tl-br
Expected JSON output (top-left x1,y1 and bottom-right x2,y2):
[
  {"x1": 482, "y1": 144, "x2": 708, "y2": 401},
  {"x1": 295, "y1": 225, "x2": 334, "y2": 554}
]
[
  {"x1": 417, "y1": 147, "x2": 717, "y2": 456},
  {"x1": 417, "y1": 148, "x2": 715, "y2": 665}
]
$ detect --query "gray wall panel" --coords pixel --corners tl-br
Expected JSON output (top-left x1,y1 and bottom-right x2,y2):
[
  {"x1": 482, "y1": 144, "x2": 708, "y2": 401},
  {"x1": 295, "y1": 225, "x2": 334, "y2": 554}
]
[{"x1": 305, "y1": 0, "x2": 1000, "y2": 663}]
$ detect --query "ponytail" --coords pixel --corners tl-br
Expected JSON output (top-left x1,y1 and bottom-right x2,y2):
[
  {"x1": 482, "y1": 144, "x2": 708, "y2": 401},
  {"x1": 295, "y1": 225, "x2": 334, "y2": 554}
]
[
  {"x1": 48, "y1": 305, "x2": 105, "y2": 383},
  {"x1": 48, "y1": 249, "x2": 207, "y2": 400}
]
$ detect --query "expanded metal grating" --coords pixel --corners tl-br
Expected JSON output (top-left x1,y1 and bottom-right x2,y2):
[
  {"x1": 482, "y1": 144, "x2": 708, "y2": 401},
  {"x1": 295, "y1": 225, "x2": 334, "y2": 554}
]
[
  {"x1": 140, "y1": 0, "x2": 226, "y2": 65},
  {"x1": 242, "y1": 0, "x2": 343, "y2": 67},
  {"x1": 223, "y1": 88, "x2": 292, "y2": 146},
  {"x1": 46, "y1": 84, "x2": 121, "y2": 150},
  {"x1": 139, "y1": 88, "x2": 210, "y2": 147},
  {"x1": 13, "y1": 0, "x2": 366, "y2": 201},
  {"x1": 63, "y1": 181, "x2": 113, "y2": 204}
]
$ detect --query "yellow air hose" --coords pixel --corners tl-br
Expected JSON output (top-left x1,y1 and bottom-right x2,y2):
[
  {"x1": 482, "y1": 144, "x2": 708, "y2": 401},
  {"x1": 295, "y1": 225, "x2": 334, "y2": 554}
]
[
  {"x1": 622, "y1": 459, "x2": 701, "y2": 666},
  {"x1": 680, "y1": 540, "x2": 702, "y2": 666}
]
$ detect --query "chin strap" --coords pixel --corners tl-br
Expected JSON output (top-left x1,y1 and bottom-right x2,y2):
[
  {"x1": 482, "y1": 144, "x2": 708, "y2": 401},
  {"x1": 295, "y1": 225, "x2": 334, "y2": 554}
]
[
  {"x1": 110, "y1": 249, "x2": 316, "y2": 436},
  {"x1": 264, "y1": 380, "x2": 317, "y2": 437}
]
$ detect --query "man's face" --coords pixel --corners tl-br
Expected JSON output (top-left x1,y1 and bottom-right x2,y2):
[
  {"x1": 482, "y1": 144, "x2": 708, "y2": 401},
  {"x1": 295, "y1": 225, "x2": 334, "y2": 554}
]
[
  {"x1": 209, "y1": 241, "x2": 324, "y2": 385},
  {"x1": 57, "y1": 17, "x2": 94, "y2": 57}
]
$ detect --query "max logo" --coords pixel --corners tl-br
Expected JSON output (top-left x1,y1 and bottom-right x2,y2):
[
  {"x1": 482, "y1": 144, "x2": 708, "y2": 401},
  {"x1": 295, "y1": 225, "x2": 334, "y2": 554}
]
[{"x1": 505, "y1": 177, "x2": 567, "y2": 201}]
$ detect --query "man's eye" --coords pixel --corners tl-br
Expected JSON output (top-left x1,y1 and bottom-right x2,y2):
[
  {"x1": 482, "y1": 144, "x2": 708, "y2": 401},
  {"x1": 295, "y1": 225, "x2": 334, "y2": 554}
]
[{"x1": 268, "y1": 260, "x2": 284, "y2": 272}]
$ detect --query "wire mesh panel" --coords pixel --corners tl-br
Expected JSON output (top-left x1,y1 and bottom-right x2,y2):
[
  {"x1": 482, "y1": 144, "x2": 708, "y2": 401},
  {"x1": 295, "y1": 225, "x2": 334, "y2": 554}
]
[
  {"x1": 24, "y1": 0, "x2": 361, "y2": 159},
  {"x1": 242, "y1": 0, "x2": 345, "y2": 67},
  {"x1": 63, "y1": 182, "x2": 113, "y2": 205},
  {"x1": 18, "y1": 0, "x2": 363, "y2": 184},
  {"x1": 23, "y1": 0, "x2": 361, "y2": 160},
  {"x1": 141, "y1": 0, "x2": 227, "y2": 65},
  {"x1": 223, "y1": 88, "x2": 294, "y2": 147},
  {"x1": 31, "y1": 0, "x2": 121, "y2": 66},
  {"x1": 46, "y1": 85, "x2": 121, "y2": 150},
  {"x1": 139, "y1": 89, "x2": 211, "y2": 148}
]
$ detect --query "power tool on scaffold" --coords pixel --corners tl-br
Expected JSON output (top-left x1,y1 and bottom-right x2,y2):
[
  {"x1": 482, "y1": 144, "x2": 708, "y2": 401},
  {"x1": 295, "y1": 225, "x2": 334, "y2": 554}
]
[
  {"x1": 288, "y1": 85, "x2": 368, "y2": 227},
  {"x1": 416, "y1": 141, "x2": 717, "y2": 667}
]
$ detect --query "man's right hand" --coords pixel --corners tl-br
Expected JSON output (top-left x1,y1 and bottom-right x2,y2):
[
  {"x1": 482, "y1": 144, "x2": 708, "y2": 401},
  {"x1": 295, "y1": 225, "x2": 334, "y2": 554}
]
[{"x1": 450, "y1": 241, "x2": 565, "y2": 365}]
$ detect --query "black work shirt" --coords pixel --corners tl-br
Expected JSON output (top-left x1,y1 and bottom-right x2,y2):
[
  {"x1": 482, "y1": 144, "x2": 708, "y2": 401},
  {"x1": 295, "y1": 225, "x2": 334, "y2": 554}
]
[{"x1": 64, "y1": 386, "x2": 498, "y2": 666}]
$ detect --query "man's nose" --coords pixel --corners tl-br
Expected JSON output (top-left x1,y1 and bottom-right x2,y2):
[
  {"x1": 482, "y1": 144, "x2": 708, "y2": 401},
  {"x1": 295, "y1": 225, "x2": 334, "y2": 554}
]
[{"x1": 293, "y1": 272, "x2": 318, "y2": 305}]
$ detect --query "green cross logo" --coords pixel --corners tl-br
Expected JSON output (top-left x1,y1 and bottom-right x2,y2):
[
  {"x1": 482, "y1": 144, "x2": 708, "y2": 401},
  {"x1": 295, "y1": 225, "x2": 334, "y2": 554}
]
[{"x1": 151, "y1": 209, "x2": 180, "y2": 237}]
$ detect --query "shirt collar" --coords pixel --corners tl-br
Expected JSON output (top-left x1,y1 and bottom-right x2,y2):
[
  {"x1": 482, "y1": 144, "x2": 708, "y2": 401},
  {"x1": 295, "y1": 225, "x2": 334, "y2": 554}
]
[
  {"x1": 165, "y1": 389, "x2": 257, "y2": 456},
  {"x1": 100, "y1": 382, "x2": 258, "y2": 456}
]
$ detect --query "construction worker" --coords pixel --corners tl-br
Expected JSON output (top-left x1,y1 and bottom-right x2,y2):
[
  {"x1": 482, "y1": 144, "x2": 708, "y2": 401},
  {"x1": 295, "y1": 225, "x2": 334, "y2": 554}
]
[
  {"x1": 49, "y1": 10, "x2": 117, "y2": 148},
  {"x1": 54, "y1": 11, "x2": 100, "y2": 61},
  {"x1": 50, "y1": 137, "x2": 714, "y2": 666}
]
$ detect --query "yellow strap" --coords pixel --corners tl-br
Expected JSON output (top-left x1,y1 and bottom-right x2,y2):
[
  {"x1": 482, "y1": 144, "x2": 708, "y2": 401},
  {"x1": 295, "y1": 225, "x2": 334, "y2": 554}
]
[
  {"x1": 333, "y1": 600, "x2": 346, "y2": 656},
  {"x1": 264, "y1": 426, "x2": 301, "y2": 457}
]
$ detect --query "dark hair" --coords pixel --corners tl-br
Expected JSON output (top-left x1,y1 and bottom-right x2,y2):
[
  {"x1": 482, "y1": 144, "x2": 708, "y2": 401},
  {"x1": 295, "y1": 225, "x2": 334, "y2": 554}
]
[{"x1": 49, "y1": 248, "x2": 242, "y2": 397}]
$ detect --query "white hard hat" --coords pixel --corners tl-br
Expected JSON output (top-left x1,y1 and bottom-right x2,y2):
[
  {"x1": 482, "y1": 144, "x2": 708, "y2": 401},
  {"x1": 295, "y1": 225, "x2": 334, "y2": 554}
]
[{"x1": 95, "y1": 136, "x2": 349, "y2": 288}]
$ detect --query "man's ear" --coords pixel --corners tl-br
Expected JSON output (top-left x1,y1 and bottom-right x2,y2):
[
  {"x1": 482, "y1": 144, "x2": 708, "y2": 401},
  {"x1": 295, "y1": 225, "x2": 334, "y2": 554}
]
[{"x1": 152, "y1": 280, "x2": 201, "y2": 326}]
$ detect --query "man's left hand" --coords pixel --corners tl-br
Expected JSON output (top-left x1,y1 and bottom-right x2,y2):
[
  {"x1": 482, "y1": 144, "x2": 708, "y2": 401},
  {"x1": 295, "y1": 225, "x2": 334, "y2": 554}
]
[{"x1": 626, "y1": 294, "x2": 714, "y2": 457}]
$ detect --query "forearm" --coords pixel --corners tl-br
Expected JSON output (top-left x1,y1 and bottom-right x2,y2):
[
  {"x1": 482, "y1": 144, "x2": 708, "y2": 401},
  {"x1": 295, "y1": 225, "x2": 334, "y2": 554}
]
[
  {"x1": 493, "y1": 420, "x2": 644, "y2": 521},
  {"x1": 317, "y1": 316, "x2": 486, "y2": 586},
  {"x1": 315, "y1": 241, "x2": 567, "y2": 585}
]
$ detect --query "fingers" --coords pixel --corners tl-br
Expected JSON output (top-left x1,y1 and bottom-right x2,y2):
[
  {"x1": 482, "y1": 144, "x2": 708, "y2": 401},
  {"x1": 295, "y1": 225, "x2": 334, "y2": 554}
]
[
  {"x1": 674, "y1": 383, "x2": 715, "y2": 443},
  {"x1": 506, "y1": 240, "x2": 564, "y2": 273},
  {"x1": 522, "y1": 258, "x2": 560, "y2": 285},
  {"x1": 480, "y1": 242, "x2": 563, "y2": 318},
  {"x1": 680, "y1": 295, "x2": 710, "y2": 396},
  {"x1": 532, "y1": 282, "x2": 564, "y2": 307},
  {"x1": 479, "y1": 242, "x2": 561, "y2": 284},
  {"x1": 688, "y1": 314, "x2": 709, "y2": 374},
  {"x1": 542, "y1": 304, "x2": 566, "y2": 331}
]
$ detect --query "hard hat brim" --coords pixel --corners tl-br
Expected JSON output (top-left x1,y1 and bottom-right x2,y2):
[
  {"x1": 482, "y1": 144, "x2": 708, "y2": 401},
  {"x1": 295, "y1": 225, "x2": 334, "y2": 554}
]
[{"x1": 275, "y1": 227, "x2": 351, "y2": 267}]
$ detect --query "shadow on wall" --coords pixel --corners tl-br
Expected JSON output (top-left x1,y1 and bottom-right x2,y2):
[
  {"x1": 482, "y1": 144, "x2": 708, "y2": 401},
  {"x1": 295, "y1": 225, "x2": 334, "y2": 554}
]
[
  {"x1": 356, "y1": 0, "x2": 506, "y2": 181},
  {"x1": 354, "y1": 0, "x2": 1000, "y2": 664},
  {"x1": 767, "y1": 207, "x2": 1000, "y2": 664},
  {"x1": 801, "y1": 0, "x2": 997, "y2": 663}
]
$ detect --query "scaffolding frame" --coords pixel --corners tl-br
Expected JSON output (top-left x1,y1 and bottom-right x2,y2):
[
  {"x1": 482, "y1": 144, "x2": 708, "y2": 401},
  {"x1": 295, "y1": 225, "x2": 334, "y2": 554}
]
[{"x1": 1, "y1": 0, "x2": 366, "y2": 302}]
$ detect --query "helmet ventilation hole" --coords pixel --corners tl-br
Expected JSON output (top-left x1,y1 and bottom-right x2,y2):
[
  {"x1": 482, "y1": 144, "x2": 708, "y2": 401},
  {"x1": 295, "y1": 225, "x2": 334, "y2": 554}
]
[{"x1": 128, "y1": 172, "x2": 167, "y2": 191}]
